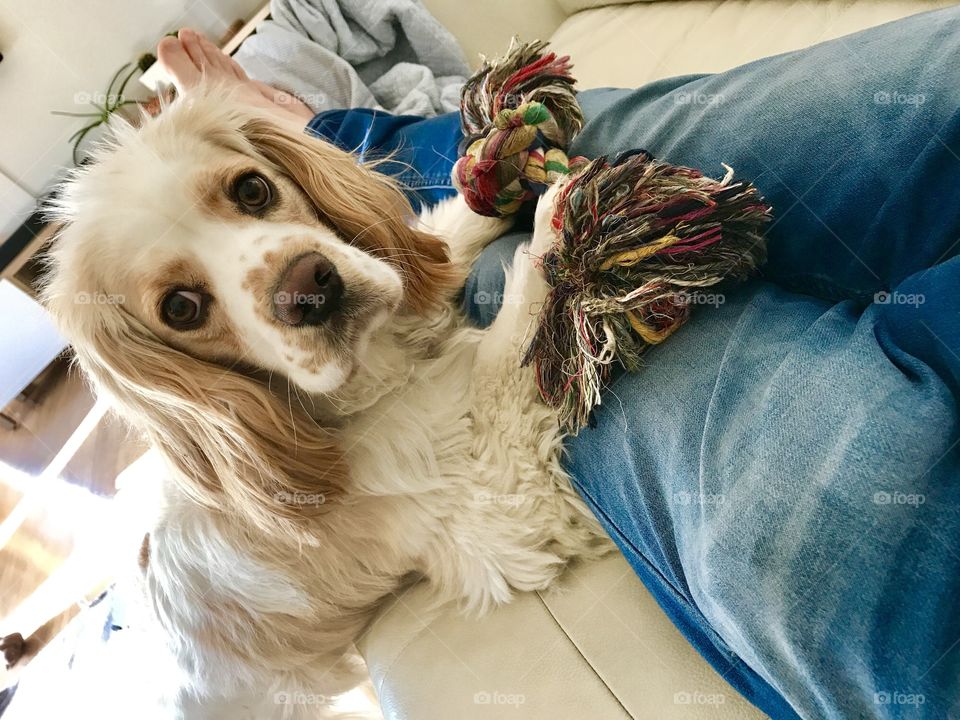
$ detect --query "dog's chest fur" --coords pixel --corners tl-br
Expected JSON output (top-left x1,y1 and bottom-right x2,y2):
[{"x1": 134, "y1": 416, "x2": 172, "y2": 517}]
[{"x1": 330, "y1": 313, "x2": 605, "y2": 611}]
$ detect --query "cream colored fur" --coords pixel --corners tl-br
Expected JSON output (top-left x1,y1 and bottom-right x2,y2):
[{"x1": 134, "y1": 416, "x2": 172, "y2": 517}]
[{"x1": 41, "y1": 88, "x2": 610, "y2": 719}]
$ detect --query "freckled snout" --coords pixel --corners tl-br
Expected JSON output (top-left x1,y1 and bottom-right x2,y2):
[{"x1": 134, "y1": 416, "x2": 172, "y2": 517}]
[{"x1": 273, "y1": 252, "x2": 344, "y2": 326}]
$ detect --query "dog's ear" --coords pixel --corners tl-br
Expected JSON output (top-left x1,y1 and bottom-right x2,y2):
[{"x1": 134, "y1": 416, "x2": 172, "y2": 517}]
[
  {"x1": 63, "y1": 299, "x2": 346, "y2": 539},
  {"x1": 241, "y1": 116, "x2": 460, "y2": 313}
]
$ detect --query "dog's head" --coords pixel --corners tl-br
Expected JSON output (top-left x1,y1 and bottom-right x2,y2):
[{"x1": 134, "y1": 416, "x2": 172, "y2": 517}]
[{"x1": 43, "y1": 87, "x2": 458, "y2": 534}]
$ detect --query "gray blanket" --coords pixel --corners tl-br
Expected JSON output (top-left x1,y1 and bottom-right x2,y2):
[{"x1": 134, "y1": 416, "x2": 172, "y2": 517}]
[{"x1": 234, "y1": 0, "x2": 470, "y2": 117}]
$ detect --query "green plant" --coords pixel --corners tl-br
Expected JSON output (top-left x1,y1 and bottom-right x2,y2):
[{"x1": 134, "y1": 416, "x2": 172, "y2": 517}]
[{"x1": 53, "y1": 54, "x2": 156, "y2": 165}]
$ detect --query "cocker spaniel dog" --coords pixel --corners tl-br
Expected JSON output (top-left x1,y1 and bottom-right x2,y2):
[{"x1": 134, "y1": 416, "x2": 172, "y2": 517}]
[{"x1": 41, "y1": 85, "x2": 608, "y2": 717}]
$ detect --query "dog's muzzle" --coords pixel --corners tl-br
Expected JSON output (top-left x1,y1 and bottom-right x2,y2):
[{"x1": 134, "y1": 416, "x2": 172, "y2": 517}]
[{"x1": 273, "y1": 252, "x2": 345, "y2": 327}]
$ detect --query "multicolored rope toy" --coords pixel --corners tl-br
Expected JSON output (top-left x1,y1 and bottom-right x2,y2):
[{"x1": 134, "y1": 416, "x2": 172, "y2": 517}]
[
  {"x1": 522, "y1": 151, "x2": 771, "y2": 431},
  {"x1": 455, "y1": 40, "x2": 772, "y2": 431},
  {"x1": 453, "y1": 39, "x2": 587, "y2": 217}
]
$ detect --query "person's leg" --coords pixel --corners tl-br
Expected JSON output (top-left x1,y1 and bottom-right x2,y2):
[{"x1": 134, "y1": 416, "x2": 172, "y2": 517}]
[
  {"x1": 569, "y1": 7, "x2": 960, "y2": 303},
  {"x1": 467, "y1": 255, "x2": 960, "y2": 720},
  {"x1": 467, "y1": 7, "x2": 960, "y2": 322},
  {"x1": 463, "y1": 7, "x2": 960, "y2": 719},
  {"x1": 461, "y1": 233, "x2": 531, "y2": 327},
  {"x1": 564, "y1": 269, "x2": 960, "y2": 719}
]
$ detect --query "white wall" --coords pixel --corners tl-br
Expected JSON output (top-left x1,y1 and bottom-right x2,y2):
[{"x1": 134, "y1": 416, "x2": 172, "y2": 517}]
[
  {"x1": 0, "y1": 168, "x2": 34, "y2": 241},
  {"x1": 0, "y1": 0, "x2": 265, "y2": 206}
]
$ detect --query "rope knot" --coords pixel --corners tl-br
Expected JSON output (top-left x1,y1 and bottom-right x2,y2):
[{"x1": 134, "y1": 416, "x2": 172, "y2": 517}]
[{"x1": 453, "y1": 40, "x2": 584, "y2": 217}]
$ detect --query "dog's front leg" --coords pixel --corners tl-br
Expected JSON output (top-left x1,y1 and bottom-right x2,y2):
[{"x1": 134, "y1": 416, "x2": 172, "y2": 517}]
[
  {"x1": 475, "y1": 183, "x2": 563, "y2": 368},
  {"x1": 439, "y1": 184, "x2": 579, "y2": 612}
]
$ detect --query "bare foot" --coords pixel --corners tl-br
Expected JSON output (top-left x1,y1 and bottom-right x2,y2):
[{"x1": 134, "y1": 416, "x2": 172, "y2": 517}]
[{"x1": 156, "y1": 28, "x2": 315, "y2": 125}]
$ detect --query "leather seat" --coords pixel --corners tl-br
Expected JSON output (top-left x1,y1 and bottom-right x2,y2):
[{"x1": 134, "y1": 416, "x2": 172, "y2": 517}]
[{"x1": 359, "y1": 553, "x2": 764, "y2": 719}]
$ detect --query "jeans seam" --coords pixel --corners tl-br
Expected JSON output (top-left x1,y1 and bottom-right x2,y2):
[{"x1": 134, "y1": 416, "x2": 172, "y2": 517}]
[{"x1": 398, "y1": 175, "x2": 454, "y2": 188}]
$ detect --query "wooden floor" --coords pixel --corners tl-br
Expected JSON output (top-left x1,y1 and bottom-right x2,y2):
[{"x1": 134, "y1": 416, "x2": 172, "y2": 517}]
[{"x1": 0, "y1": 360, "x2": 146, "y2": 632}]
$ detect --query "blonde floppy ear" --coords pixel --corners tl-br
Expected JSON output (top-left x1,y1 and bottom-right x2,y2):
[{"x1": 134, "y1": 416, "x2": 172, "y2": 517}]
[
  {"x1": 241, "y1": 116, "x2": 461, "y2": 313},
  {"x1": 72, "y1": 303, "x2": 346, "y2": 538}
]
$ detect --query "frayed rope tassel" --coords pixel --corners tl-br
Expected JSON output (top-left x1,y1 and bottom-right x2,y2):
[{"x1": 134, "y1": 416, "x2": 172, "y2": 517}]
[{"x1": 522, "y1": 150, "x2": 772, "y2": 432}]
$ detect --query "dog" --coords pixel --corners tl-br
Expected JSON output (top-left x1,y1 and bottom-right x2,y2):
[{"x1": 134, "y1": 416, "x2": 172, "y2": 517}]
[{"x1": 41, "y1": 85, "x2": 610, "y2": 716}]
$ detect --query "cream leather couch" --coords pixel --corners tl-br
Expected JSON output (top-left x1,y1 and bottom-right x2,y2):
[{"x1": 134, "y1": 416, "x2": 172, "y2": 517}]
[{"x1": 360, "y1": 2, "x2": 953, "y2": 719}]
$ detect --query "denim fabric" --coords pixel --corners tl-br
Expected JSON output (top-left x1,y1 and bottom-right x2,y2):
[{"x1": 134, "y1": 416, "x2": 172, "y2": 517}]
[
  {"x1": 306, "y1": 108, "x2": 461, "y2": 212},
  {"x1": 313, "y1": 8, "x2": 960, "y2": 717}
]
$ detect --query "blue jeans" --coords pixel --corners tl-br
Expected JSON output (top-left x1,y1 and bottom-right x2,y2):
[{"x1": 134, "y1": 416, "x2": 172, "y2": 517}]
[
  {"x1": 462, "y1": 8, "x2": 960, "y2": 720},
  {"x1": 307, "y1": 108, "x2": 462, "y2": 212}
]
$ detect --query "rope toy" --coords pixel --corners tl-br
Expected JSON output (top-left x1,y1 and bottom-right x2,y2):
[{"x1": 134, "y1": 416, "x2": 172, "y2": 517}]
[
  {"x1": 453, "y1": 39, "x2": 587, "y2": 217},
  {"x1": 456, "y1": 41, "x2": 772, "y2": 431},
  {"x1": 522, "y1": 151, "x2": 770, "y2": 431}
]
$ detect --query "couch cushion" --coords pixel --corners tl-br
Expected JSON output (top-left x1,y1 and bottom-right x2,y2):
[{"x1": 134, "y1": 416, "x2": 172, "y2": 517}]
[
  {"x1": 360, "y1": 553, "x2": 765, "y2": 719},
  {"x1": 550, "y1": 0, "x2": 952, "y2": 89}
]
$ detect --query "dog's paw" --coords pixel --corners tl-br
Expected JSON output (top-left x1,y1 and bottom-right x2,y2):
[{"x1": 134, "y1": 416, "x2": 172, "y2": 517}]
[
  {"x1": 530, "y1": 182, "x2": 566, "y2": 257},
  {"x1": 1, "y1": 633, "x2": 24, "y2": 669}
]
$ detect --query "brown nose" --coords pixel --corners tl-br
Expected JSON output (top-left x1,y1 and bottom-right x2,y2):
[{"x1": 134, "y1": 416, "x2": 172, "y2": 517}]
[{"x1": 273, "y1": 252, "x2": 344, "y2": 326}]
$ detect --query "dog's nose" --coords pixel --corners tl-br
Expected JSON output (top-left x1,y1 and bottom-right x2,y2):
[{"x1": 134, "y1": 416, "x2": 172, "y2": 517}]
[{"x1": 274, "y1": 252, "x2": 344, "y2": 326}]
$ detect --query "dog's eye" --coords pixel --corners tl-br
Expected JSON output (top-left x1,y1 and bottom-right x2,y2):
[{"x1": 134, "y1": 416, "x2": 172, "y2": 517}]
[
  {"x1": 233, "y1": 172, "x2": 273, "y2": 214},
  {"x1": 162, "y1": 290, "x2": 206, "y2": 329}
]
